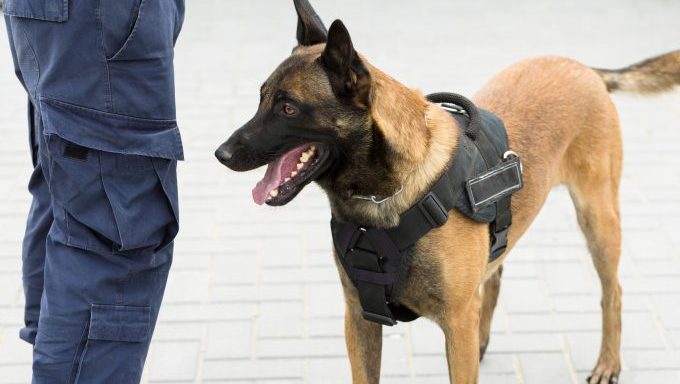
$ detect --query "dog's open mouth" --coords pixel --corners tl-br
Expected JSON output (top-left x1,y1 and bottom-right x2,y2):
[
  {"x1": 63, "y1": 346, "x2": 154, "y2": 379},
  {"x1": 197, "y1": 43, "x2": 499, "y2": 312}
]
[{"x1": 252, "y1": 143, "x2": 330, "y2": 206}]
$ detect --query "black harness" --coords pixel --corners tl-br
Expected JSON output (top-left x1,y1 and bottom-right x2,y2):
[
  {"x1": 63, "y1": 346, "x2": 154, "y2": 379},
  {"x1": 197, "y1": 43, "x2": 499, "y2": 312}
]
[{"x1": 330, "y1": 93, "x2": 523, "y2": 326}]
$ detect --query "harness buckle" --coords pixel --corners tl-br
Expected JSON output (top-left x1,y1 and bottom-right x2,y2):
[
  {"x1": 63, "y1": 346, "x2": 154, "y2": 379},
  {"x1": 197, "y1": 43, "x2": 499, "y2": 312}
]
[
  {"x1": 489, "y1": 222, "x2": 510, "y2": 261},
  {"x1": 418, "y1": 193, "x2": 449, "y2": 227},
  {"x1": 361, "y1": 310, "x2": 397, "y2": 326}
]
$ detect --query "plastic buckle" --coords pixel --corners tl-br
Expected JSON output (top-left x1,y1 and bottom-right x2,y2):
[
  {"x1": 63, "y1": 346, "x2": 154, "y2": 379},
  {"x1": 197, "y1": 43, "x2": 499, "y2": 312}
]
[
  {"x1": 361, "y1": 310, "x2": 397, "y2": 326},
  {"x1": 418, "y1": 193, "x2": 449, "y2": 227},
  {"x1": 489, "y1": 224, "x2": 510, "y2": 261}
]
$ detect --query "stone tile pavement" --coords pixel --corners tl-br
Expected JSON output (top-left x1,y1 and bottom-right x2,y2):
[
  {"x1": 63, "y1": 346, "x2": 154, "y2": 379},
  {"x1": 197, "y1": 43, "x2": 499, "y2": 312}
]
[{"x1": 1, "y1": 0, "x2": 680, "y2": 382}]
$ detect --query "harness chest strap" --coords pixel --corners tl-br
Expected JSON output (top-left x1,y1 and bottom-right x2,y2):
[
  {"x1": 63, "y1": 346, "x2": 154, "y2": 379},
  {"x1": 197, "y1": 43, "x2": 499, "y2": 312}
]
[{"x1": 331, "y1": 93, "x2": 523, "y2": 326}]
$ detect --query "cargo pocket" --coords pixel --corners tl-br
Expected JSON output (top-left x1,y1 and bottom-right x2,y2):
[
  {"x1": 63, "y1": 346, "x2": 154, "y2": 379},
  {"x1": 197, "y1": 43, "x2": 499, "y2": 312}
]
[
  {"x1": 73, "y1": 305, "x2": 151, "y2": 382},
  {"x1": 100, "y1": 150, "x2": 179, "y2": 254},
  {"x1": 46, "y1": 134, "x2": 179, "y2": 255},
  {"x1": 2, "y1": 0, "x2": 69, "y2": 22}
]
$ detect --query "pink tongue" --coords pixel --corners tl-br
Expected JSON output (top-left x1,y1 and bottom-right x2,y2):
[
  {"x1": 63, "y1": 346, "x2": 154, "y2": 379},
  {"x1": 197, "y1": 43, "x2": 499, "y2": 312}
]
[{"x1": 252, "y1": 145, "x2": 308, "y2": 205}]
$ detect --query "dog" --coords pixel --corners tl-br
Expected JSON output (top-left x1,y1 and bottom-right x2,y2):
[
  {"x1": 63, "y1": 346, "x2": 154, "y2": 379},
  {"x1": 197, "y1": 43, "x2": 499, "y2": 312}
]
[{"x1": 215, "y1": 1, "x2": 680, "y2": 382}]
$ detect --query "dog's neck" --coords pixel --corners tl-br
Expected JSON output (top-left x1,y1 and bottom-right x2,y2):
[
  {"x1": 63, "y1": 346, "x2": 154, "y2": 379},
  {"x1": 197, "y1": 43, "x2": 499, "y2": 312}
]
[{"x1": 326, "y1": 66, "x2": 460, "y2": 227}]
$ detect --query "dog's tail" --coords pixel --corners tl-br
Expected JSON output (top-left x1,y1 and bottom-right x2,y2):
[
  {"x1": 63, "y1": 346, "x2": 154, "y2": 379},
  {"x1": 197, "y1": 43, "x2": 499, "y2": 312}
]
[{"x1": 593, "y1": 50, "x2": 680, "y2": 94}]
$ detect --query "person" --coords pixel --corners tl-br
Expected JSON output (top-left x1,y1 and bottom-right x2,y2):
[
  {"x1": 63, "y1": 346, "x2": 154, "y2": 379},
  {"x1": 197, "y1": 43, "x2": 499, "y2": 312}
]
[{"x1": 3, "y1": 0, "x2": 185, "y2": 382}]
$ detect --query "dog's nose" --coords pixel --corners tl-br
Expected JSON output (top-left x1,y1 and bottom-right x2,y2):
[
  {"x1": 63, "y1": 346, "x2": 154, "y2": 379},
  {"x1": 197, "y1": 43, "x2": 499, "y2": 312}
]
[{"x1": 215, "y1": 145, "x2": 234, "y2": 165}]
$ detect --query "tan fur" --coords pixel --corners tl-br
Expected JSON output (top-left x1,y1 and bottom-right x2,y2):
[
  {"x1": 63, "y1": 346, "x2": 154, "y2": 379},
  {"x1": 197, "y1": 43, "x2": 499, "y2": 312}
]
[{"x1": 335, "y1": 52, "x2": 676, "y2": 384}]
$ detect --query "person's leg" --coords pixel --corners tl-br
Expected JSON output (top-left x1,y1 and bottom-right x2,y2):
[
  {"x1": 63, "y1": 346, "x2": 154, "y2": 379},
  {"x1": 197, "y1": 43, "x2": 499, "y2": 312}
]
[
  {"x1": 6, "y1": 2, "x2": 184, "y2": 381},
  {"x1": 20, "y1": 104, "x2": 52, "y2": 345},
  {"x1": 5, "y1": 14, "x2": 52, "y2": 347},
  {"x1": 32, "y1": 134, "x2": 178, "y2": 382}
]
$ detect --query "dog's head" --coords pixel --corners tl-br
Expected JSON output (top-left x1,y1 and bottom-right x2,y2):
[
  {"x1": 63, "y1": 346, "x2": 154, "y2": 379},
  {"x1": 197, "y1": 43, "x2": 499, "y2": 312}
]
[{"x1": 215, "y1": 0, "x2": 389, "y2": 206}]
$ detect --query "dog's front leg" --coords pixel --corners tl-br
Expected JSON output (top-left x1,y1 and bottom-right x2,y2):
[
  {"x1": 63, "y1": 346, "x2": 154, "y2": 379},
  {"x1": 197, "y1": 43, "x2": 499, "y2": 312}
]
[
  {"x1": 343, "y1": 294, "x2": 383, "y2": 383},
  {"x1": 443, "y1": 289, "x2": 482, "y2": 384}
]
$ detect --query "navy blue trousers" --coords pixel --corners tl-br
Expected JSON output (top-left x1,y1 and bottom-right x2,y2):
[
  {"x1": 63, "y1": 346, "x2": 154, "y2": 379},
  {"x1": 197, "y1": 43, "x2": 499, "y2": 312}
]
[{"x1": 4, "y1": 0, "x2": 185, "y2": 382}]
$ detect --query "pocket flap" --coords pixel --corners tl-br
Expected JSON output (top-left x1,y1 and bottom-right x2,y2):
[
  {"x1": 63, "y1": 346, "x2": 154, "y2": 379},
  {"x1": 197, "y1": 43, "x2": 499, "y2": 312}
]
[
  {"x1": 3, "y1": 0, "x2": 69, "y2": 22},
  {"x1": 40, "y1": 97, "x2": 184, "y2": 160},
  {"x1": 89, "y1": 304, "x2": 150, "y2": 342}
]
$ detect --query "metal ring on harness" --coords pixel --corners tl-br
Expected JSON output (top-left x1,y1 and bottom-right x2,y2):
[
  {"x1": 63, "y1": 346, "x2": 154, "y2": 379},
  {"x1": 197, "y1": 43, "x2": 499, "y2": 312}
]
[{"x1": 503, "y1": 150, "x2": 523, "y2": 172}]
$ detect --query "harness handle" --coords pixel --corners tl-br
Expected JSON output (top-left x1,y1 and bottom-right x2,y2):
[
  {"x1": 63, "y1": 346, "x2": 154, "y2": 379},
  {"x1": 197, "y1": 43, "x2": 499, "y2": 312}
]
[{"x1": 426, "y1": 92, "x2": 481, "y2": 140}]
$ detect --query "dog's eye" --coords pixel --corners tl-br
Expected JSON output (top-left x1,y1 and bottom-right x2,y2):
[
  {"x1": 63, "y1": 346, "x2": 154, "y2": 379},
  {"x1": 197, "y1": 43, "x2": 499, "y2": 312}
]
[{"x1": 282, "y1": 103, "x2": 297, "y2": 116}]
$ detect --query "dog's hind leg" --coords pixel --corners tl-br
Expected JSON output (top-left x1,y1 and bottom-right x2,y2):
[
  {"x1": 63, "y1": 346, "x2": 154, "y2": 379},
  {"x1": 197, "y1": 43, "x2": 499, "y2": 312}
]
[
  {"x1": 478, "y1": 265, "x2": 503, "y2": 361},
  {"x1": 566, "y1": 138, "x2": 623, "y2": 384},
  {"x1": 343, "y1": 295, "x2": 383, "y2": 383}
]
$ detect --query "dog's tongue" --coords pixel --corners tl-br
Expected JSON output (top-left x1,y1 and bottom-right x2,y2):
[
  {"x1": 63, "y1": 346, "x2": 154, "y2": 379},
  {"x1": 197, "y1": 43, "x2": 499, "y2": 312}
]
[{"x1": 252, "y1": 145, "x2": 308, "y2": 205}]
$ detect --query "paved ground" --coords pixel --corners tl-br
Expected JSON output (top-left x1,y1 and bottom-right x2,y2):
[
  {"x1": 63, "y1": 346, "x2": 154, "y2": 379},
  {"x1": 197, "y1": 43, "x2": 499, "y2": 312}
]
[{"x1": 2, "y1": 1, "x2": 680, "y2": 383}]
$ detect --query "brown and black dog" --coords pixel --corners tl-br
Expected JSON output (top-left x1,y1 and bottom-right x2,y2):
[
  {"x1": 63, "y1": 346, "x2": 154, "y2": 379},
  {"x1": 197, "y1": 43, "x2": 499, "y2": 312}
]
[{"x1": 215, "y1": 1, "x2": 680, "y2": 382}]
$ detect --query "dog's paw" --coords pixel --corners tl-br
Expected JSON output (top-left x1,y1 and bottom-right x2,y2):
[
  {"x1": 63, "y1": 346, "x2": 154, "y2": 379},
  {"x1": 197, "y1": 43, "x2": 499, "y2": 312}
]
[{"x1": 587, "y1": 360, "x2": 620, "y2": 384}]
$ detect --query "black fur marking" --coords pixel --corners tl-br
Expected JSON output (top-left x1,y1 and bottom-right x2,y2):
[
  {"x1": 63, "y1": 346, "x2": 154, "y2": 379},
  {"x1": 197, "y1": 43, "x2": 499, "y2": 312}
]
[
  {"x1": 294, "y1": 0, "x2": 327, "y2": 46},
  {"x1": 321, "y1": 20, "x2": 372, "y2": 109}
]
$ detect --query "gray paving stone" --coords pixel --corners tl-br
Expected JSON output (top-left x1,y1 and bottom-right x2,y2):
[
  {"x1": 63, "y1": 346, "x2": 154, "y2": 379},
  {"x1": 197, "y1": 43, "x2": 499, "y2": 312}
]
[
  {"x1": 0, "y1": 364, "x2": 32, "y2": 384},
  {"x1": 486, "y1": 333, "x2": 563, "y2": 354},
  {"x1": 380, "y1": 336, "x2": 410, "y2": 377},
  {"x1": 307, "y1": 357, "x2": 351, "y2": 383},
  {"x1": 508, "y1": 313, "x2": 601, "y2": 333},
  {"x1": 518, "y1": 353, "x2": 575, "y2": 384},
  {"x1": 164, "y1": 270, "x2": 211, "y2": 304},
  {"x1": 0, "y1": 333, "x2": 32, "y2": 365},
  {"x1": 650, "y1": 294, "x2": 680, "y2": 330},
  {"x1": 542, "y1": 261, "x2": 597, "y2": 295},
  {"x1": 154, "y1": 323, "x2": 204, "y2": 342},
  {"x1": 205, "y1": 321, "x2": 252, "y2": 360},
  {"x1": 621, "y1": 312, "x2": 668, "y2": 349},
  {"x1": 478, "y1": 373, "x2": 522, "y2": 384},
  {"x1": 500, "y1": 279, "x2": 553, "y2": 313},
  {"x1": 257, "y1": 338, "x2": 347, "y2": 359},
  {"x1": 307, "y1": 283, "x2": 344, "y2": 318},
  {"x1": 202, "y1": 359, "x2": 304, "y2": 381},
  {"x1": 147, "y1": 341, "x2": 200, "y2": 382},
  {"x1": 0, "y1": 278, "x2": 20, "y2": 307},
  {"x1": 258, "y1": 316, "x2": 305, "y2": 339},
  {"x1": 307, "y1": 318, "x2": 345, "y2": 339},
  {"x1": 618, "y1": 370, "x2": 680, "y2": 384},
  {"x1": 622, "y1": 350, "x2": 680, "y2": 370}
]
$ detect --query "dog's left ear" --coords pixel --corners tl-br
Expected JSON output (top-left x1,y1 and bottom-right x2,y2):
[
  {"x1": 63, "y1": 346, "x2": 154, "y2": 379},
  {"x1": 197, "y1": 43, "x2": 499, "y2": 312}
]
[
  {"x1": 321, "y1": 20, "x2": 372, "y2": 109},
  {"x1": 294, "y1": 0, "x2": 327, "y2": 46}
]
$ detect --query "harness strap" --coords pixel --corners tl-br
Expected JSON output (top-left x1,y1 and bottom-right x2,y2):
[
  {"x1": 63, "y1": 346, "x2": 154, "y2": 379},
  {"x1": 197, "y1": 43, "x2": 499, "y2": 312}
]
[
  {"x1": 331, "y1": 221, "x2": 419, "y2": 325},
  {"x1": 465, "y1": 109, "x2": 513, "y2": 262}
]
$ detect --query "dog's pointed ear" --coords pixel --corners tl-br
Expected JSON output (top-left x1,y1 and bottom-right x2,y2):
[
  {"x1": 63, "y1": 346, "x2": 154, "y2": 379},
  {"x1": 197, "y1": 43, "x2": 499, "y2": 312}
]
[
  {"x1": 294, "y1": 0, "x2": 327, "y2": 46},
  {"x1": 321, "y1": 20, "x2": 372, "y2": 109}
]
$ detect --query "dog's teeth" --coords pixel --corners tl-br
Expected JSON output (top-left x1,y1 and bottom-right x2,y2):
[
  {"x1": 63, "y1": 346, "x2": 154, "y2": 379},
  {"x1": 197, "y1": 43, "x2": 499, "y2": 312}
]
[
  {"x1": 291, "y1": 171, "x2": 298, "y2": 177},
  {"x1": 269, "y1": 189, "x2": 279, "y2": 197},
  {"x1": 297, "y1": 163, "x2": 304, "y2": 170},
  {"x1": 300, "y1": 153, "x2": 310, "y2": 163},
  {"x1": 284, "y1": 177, "x2": 291, "y2": 183}
]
